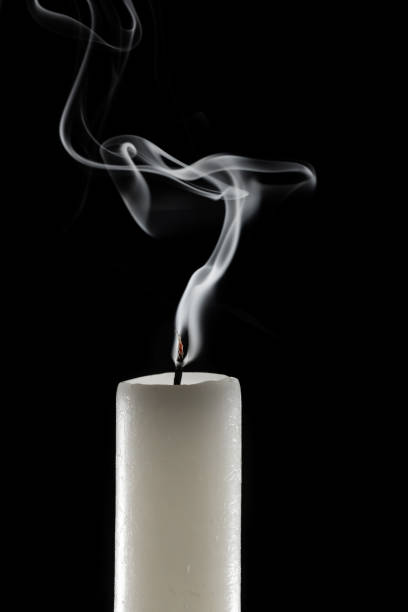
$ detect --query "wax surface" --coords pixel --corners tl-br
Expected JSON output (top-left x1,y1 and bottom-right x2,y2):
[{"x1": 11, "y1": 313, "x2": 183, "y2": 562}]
[{"x1": 115, "y1": 372, "x2": 241, "y2": 612}]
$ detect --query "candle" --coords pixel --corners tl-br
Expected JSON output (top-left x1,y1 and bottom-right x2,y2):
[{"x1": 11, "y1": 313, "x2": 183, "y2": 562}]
[{"x1": 115, "y1": 372, "x2": 241, "y2": 612}]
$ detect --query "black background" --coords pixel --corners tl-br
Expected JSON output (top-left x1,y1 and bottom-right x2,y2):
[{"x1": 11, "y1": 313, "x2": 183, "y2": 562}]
[{"x1": 1, "y1": 1, "x2": 360, "y2": 610}]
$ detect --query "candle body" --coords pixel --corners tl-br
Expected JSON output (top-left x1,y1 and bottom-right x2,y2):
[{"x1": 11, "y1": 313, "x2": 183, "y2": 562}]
[{"x1": 115, "y1": 372, "x2": 241, "y2": 612}]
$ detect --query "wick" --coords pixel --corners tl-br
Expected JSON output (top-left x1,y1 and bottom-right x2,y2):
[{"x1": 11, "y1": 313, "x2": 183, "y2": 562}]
[{"x1": 174, "y1": 333, "x2": 184, "y2": 385}]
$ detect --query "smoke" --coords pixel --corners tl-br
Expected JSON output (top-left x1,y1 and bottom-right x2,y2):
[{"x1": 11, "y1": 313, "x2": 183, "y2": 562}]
[{"x1": 29, "y1": 0, "x2": 316, "y2": 365}]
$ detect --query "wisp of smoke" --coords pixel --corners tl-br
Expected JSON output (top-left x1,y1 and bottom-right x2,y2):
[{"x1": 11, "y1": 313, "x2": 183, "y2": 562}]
[{"x1": 29, "y1": 0, "x2": 316, "y2": 365}]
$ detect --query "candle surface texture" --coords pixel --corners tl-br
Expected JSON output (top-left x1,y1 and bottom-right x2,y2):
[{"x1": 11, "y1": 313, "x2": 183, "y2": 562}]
[{"x1": 115, "y1": 372, "x2": 241, "y2": 612}]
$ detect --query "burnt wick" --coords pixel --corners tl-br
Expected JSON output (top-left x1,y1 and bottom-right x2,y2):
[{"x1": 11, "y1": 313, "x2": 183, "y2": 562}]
[{"x1": 174, "y1": 333, "x2": 184, "y2": 385}]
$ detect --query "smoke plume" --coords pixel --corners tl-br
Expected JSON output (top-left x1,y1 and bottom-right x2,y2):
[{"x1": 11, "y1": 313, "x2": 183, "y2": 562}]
[{"x1": 29, "y1": 0, "x2": 316, "y2": 364}]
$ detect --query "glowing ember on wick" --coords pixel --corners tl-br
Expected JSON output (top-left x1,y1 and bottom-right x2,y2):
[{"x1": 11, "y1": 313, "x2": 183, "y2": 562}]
[{"x1": 174, "y1": 333, "x2": 184, "y2": 385}]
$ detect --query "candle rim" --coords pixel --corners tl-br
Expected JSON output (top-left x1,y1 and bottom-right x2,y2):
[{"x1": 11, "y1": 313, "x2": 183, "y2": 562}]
[{"x1": 119, "y1": 372, "x2": 238, "y2": 387}]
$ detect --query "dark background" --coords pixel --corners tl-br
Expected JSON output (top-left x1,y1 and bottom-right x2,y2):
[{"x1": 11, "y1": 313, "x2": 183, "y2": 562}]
[{"x1": 1, "y1": 1, "x2": 360, "y2": 610}]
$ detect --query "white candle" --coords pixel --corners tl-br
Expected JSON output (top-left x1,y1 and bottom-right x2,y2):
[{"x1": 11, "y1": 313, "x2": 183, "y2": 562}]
[{"x1": 115, "y1": 372, "x2": 241, "y2": 612}]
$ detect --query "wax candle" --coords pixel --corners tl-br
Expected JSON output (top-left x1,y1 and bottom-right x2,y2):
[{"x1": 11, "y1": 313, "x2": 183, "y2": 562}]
[{"x1": 115, "y1": 372, "x2": 241, "y2": 612}]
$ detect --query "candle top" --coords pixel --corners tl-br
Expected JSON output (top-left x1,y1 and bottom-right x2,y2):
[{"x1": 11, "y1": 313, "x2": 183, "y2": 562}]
[{"x1": 121, "y1": 372, "x2": 236, "y2": 387}]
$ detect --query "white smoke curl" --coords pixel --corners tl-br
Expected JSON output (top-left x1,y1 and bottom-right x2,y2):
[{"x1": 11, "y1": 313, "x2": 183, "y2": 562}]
[{"x1": 29, "y1": 0, "x2": 316, "y2": 364}]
